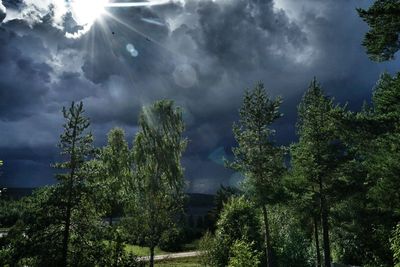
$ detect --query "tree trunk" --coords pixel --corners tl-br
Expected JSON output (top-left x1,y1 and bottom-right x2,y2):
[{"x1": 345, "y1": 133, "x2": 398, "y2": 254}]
[
  {"x1": 313, "y1": 215, "x2": 321, "y2": 267},
  {"x1": 319, "y1": 178, "x2": 331, "y2": 267},
  {"x1": 321, "y1": 200, "x2": 331, "y2": 267},
  {"x1": 61, "y1": 123, "x2": 77, "y2": 267},
  {"x1": 149, "y1": 246, "x2": 155, "y2": 267},
  {"x1": 61, "y1": 187, "x2": 72, "y2": 267},
  {"x1": 262, "y1": 205, "x2": 273, "y2": 267}
]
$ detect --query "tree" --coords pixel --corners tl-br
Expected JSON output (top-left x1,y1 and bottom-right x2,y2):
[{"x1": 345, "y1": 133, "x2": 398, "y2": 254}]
[
  {"x1": 100, "y1": 127, "x2": 132, "y2": 225},
  {"x1": 206, "y1": 185, "x2": 240, "y2": 232},
  {"x1": 54, "y1": 101, "x2": 96, "y2": 267},
  {"x1": 349, "y1": 73, "x2": 400, "y2": 265},
  {"x1": 291, "y1": 79, "x2": 348, "y2": 267},
  {"x1": 285, "y1": 169, "x2": 322, "y2": 267},
  {"x1": 357, "y1": 0, "x2": 400, "y2": 61},
  {"x1": 131, "y1": 100, "x2": 186, "y2": 267},
  {"x1": 229, "y1": 82, "x2": 285, "y2": 267}
]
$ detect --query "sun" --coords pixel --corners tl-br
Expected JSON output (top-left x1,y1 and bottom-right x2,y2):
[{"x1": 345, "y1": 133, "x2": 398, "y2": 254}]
[{"x1": 70, "y1": 0, "x2": 109, "y2": 26}]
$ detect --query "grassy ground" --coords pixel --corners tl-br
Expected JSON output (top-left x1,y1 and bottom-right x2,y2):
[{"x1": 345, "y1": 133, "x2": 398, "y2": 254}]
[
  {"x1": 155, "y1": 256, "x2": 201, "y2": 267},
  {"x1": 124, "y1": 239, "x2": 200, "y2": 257},
  {"x1": 124, "y1": 244, "x2": 168, "y2": 257}
]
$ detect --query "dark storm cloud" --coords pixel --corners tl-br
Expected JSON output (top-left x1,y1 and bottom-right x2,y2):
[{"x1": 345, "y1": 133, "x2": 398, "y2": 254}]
[
  {"x1": 0, "y1": 28, "x2": 51, "y2": 120},
  {"x1": 0, "y1": 0, "x2": 399, "y2": 192}
]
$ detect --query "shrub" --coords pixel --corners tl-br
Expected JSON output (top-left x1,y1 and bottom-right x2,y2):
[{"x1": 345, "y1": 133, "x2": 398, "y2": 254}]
[
  {"x1": 269, "y1": 205, "x2": 312, "y2": 267},
  {"x1": 200, "y1": 197, "x2": 263, "y2": 266},
  {"x1": 228, "y1": 240, "x2": 261, "y2": 267},
  {"x1": 158, "y1": 226, "x2": 184, "y2": 252}
]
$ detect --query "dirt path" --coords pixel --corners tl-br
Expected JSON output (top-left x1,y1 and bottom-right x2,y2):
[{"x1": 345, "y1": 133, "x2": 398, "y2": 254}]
[{"x1": 138, "y1": 251, "x2": 201, "y2": 262}]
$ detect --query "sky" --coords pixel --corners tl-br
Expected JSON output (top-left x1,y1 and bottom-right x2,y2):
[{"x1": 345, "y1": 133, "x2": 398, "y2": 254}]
[{"x1": 0, "y1": 0, "x2": 399, "y2": 193}]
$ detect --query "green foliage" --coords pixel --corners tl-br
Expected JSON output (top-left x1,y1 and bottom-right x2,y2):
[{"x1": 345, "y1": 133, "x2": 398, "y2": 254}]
[
  {"x1": 159, "y1": 226, "x2": 185, "y2": 252},
  {"x1": 290, "y1": 78, "x2": 350, "y2": 267},
  {"x1": 204, "y1": 197, "x2": 263, "y2": 267},
  {"x1": 0, "y1": 198, "x2": 26, "y2": 228},
  {"x1": 0, "y1": 102, "x2": 114, "y2": 266},
  {"x1": 198, "y1": 231, "x2": 217, "y2": 266},
  {"x1": 357, "y1": 0, "x2": 400, "y2": 61},
  {"x1": 391, "y1": 224, "x2": 400, "y2": 267},
  {"x1": 99, "y1": 128, "x2": 132, "y2": 219},
  {"x1": 228, "y1": 240, "x2": 261, "y2": 267},
  {"x1": 229, "y1": 82, "x2": 286, "y2": 267},
  {"x1": 129, "y1": 100, "x2": 187, "y2": 265},
  {"x1": 269, "y1": 205, "x2": 313, "y2": 267},
  {"x1": 229, "y1": 82, "x2": 285, "y2": 206},
  {"x1": 217, "y1": 197, "x2": 263, "y2": 250}
]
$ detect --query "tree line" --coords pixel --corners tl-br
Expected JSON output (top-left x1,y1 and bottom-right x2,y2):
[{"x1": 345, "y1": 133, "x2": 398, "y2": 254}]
[
  {"x1": 1, "y1": 100, "x2": 186, "y2": 267},
  {"x1": 199, "y1": 74, "x2": 400, "y2": 267},
  {"x1": 1, "y1": 73, "x2": 399, "y2": 267}
]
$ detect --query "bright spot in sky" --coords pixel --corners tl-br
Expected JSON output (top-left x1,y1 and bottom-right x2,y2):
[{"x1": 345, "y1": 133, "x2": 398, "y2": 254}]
[
  {"x1": 173, "y1": 64, "x2": 198, "y2": 88},
  {"x1": 70, "y1": 0, "x2": 107, "y2": 26},
  {"x1": 66, "y1": 0, "x2": 171, "y2": 38},
  {"x1": 126, "y1": 43, "x2": 139, "y2": 57}
]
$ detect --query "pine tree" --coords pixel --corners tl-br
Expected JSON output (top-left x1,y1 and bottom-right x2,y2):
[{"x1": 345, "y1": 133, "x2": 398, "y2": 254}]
[
  {"x1": 54, "y1": 101, "x2": 96, "y2": 267},
  {"x1": 229, "y1": 82, "x2": 286, "y2": 267},
  {"x1": 291, "y1": 79, "x2": 347, "y2": 267},
  {"x1": 357, "y1": 0, "x2": 400, "y2": 61}
]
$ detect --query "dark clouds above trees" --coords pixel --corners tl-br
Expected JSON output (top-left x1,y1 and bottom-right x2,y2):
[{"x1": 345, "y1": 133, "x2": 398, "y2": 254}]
[{"x1": 0, "y1": 0, "x2": 398, "y2": 192}]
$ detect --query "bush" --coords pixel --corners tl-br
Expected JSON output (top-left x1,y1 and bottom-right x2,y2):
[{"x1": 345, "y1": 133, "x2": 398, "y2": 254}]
[
  {"x1": 216, "y1": 196, "x2": 263, "y2": 250},
  {"x1": 199, "y1": 231, "x2": 231, "y2": 267},
  {"x1": 158, "y1": 226, "x2": 184, "y2": 252},
  {"x1": 269, "y1": 205, "x2": 312, "y2": 267},
  {"x1": 200, "y1": 197, "x2": 263, "y2": 267},
  {"x1": 228, "y1": 240, "x2": 261, "y2": 267}
]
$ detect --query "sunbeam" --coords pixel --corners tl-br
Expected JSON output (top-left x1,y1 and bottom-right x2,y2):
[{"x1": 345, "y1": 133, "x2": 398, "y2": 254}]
[
  {"x1": 106, "y1": 0, "x2": 171, "y2": 7},
  {"x1": 66, "y1": 0, "x2": 173, "y2": 38}
]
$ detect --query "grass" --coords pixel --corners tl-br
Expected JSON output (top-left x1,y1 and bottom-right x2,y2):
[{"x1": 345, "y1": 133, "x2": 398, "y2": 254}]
[
  {"x1": 124, "y1": 244, "x2": 168, "y2": 257},
  {"x1": 155, "y1": 256, "x2": 201, "y2": 267},
  {"x1": 124, "y1": 239, "x2": 200, "y2": 257}
]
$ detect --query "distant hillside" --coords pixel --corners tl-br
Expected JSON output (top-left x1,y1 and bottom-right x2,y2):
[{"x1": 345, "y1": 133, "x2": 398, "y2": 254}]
[
  {"x1": 186, "y1": 193, "x2": 214, "y2": 207},
  {"x1": 185, "y1": 193, "x2": 215, "y2": 218}
]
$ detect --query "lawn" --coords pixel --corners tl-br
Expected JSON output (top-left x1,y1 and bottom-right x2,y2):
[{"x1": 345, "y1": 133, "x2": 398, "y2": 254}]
[
  {"x1": 155, "y1": 256, "x2": 201, "y2": 267},
  {"x1": 124, "y1": 239, "x2": 200, "y2": 257}
]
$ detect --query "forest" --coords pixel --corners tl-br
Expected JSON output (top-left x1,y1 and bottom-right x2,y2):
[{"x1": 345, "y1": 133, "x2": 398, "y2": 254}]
[{"x1": 1, "y1": 0, "x2": 400, "y2": 267}]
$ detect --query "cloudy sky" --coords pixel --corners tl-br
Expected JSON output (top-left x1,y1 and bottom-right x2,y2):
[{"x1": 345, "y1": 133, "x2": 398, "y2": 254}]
[{"x1": 0, "y1": 0, "x2": 399, "y2": 193}]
